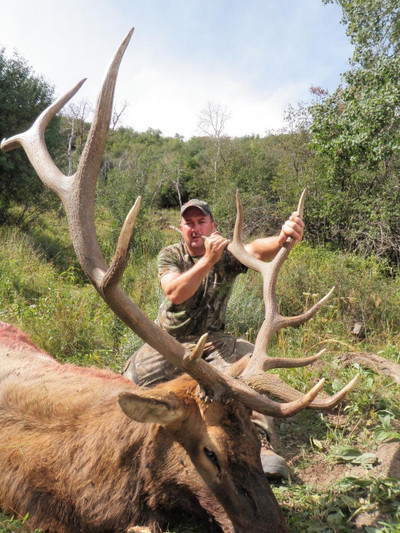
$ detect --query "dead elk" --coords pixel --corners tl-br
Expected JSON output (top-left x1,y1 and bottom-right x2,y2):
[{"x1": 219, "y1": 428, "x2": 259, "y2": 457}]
[
  {"x1": 0, "y1": 29, "x2": 358, "y2": 533},
  {"x1": 0, "y1": 321, "x2": 285, "y2": 533}
]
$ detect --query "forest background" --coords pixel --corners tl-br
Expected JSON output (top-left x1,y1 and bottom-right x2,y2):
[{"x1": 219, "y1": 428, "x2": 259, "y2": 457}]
[{"x1": 0, "y1": 1, "x2": 400, "y2": 532}]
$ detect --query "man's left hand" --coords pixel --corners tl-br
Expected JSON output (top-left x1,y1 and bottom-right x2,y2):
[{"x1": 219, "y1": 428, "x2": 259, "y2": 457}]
[{"x1": 277, "y1": 212, "x2": 304, "y2": 246}]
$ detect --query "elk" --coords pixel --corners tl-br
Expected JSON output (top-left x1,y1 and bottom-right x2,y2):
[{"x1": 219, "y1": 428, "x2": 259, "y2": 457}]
[{"x1": 0, "y1": 28, "x2": 358, "y2": 533}]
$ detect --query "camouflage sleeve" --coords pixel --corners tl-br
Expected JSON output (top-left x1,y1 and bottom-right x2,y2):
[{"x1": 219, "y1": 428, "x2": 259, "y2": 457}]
[{"x1": 157, "y1": 245, "x2": 183, "y2": 281}]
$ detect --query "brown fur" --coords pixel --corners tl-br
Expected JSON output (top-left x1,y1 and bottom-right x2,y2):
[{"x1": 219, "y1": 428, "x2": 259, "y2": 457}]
[{"x1": 0, "y1": 322, "x2": 288, "y2": 533}]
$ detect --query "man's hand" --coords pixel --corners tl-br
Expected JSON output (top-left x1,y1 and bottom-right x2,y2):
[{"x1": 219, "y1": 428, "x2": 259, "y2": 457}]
[
  {"x1": 203, "y1": 231, "x2": 230, "y2": 265},
  {"x1": 161, "y1": 231, "x2": 230, "y2": 305},
  {"x1": 244, "y1": 212, "x2": 304, "y2": 262},
  {"x1": 277, "y1": 212, "x2": 304, "y2": 247}
]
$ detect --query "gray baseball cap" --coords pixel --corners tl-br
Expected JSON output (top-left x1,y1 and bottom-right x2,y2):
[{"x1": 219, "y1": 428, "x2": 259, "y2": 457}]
[{"x1": 180, "y1": 199, "x2": 213, "y2": 218}]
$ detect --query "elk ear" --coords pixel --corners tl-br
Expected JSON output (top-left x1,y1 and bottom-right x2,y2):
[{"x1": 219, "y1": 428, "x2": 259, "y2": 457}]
[{"x1": 118, "y1": 391, "x2": 184, "y2": 425}]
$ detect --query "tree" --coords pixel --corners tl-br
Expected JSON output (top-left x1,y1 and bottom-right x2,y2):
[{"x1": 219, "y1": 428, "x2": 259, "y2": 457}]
[
  {"x1": 308, "y1": 0, "x2": 400, "y2": 263},
  {"x1": 197, "y1": 102, "x2": 231, "y2": 193},
  {"x1": 0, "y1": 48, "x2": 60, "y2": 223},
  {"x1": 312, "y1": 0, "x2": 400, "y2": 169},
  {"x1": 326, "y1": 0, "x2": 400, "y2": 68}
]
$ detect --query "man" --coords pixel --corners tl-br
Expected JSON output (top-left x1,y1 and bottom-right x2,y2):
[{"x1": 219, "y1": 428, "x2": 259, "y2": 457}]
[{"x1": 124, "y1": 199, "x2": 304, "y2": 478}]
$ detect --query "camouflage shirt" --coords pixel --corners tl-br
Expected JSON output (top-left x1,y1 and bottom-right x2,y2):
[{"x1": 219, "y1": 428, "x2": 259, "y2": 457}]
[{"x1": 157, "y1": 242, "x2": 247, "y2": 337}]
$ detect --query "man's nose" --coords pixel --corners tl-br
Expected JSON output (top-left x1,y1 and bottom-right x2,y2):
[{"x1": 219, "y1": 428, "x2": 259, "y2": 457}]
[{"x1": 192, "y1": 222, "x2": 201, "y2": 232}]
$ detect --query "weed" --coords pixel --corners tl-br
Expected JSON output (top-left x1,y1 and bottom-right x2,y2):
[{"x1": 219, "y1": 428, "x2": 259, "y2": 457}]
[{"x1": 0, "y1": 511, "x2": 41, "y2": 532}]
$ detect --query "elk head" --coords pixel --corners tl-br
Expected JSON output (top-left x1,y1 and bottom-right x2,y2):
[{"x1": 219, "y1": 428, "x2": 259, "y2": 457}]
[{"x1": 1, "y1": 28, "x2": 358, "y2": 532}]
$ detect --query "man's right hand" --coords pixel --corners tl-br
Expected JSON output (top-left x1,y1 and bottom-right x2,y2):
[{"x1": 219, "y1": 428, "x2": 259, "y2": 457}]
[
  {"x1": 161, "y1": 234, "x2": 229, "y2": 305},
  {"x1": 203, "y1": 231, "x2": 230, "y2": 265}
]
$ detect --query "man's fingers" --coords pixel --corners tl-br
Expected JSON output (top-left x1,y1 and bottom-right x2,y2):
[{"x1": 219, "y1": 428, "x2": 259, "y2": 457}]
[
  {"x1": 282, "y1": 220, "x2": 303, "y2": 241},
  {"x1": 277, "y1": 212, "x2": 305, "y2": 247},
  {"x1": 205, "y1": 233, "x2": 229, "y2": 245},
  {"x1": 204, "y1": 233, "x2": 230, "y2": 261}
]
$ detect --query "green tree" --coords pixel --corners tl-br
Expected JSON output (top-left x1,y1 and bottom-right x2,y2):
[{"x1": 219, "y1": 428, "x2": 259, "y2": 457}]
[
  {"x1": 330, "y1": 0, "x2": 400, "y2": 68},
  {"x1": 308, "y1": 0, "x2": 400, "y2": 263},
  {"x1": 313, "y1": 0, "x2": 400, "y2": 170},
  {"x1": 0, "y1": 48, "x2": 60, "y2": 223}
]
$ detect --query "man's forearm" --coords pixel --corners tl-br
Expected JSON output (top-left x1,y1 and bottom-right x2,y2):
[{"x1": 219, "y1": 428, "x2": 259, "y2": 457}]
[
  {"x1": 245, "y1": 235, "x2": 282, "y2": 262},
  {"x1": 163, "y1": 232, "x2": 230, "y2": 305},
  {"x1": 245, "y1": 212, "x2": 304, "y2": 262},
  {"x1": 161, "y1": 256, "x2": 214, "y2": 305}
]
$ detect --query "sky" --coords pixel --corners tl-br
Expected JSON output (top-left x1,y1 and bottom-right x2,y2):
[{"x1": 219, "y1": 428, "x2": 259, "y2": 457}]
[{"x1": 0, "y1": 0, "x2": 353, "y2": 139}]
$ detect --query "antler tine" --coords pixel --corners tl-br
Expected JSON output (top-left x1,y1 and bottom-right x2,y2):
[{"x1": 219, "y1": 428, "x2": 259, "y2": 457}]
[
  {"x1": 278, "y1": 286, "x2": 335, "y2": 330},
  {"x1": 228, "y1": 190, "x2": 266, "y2": 272},
  {"x1": 75, "y1": 28, "x2": 135, "y2": 211},
  {"x1": 245, "y1": 373, "x2": 359, "y2": 410},
  {"x1": 262, "y1": 348, "x2": 326, "y2": 371},
  {"x1": 1, "y1": 79, "x2": 86, "y2": 197},
  {"x1": 101, "y1": 196, "x2": 142, "y2": 292},
  {"x1": 296, "y1": 188, "x2": 306, "y2": 219}
]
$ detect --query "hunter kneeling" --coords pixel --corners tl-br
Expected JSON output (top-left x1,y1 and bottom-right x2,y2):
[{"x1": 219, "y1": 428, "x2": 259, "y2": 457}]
[{"x1": 124, "y1": 198, "x2": 304, "y2": 479}]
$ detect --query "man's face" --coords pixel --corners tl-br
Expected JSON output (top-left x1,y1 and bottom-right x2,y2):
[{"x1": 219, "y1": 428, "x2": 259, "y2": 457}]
[{"x1": 180, "y1": 207, "x2": 216, "y2": 256}]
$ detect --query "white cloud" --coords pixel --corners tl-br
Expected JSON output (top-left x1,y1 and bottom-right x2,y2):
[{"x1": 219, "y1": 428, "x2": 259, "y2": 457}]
[
  {"x1": 0, "y1": 0, "x2": 352, "y2": 139},
  {"x1": 118, "y1": 56, "x2": 311, "y2": 138}
]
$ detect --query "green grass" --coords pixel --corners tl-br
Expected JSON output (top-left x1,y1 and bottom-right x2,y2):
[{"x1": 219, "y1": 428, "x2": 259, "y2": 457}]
[
  {"x1": 0, "y1": 512, "x2": 41, "y2": 532},
  {"x1": 276, "y1": 476, "x2": 400, "y2": 532}
]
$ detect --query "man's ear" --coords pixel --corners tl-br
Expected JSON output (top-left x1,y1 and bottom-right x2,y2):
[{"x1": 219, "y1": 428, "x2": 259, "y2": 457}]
[{"x1": 211, "y1": 221, "x2": 216, "y2": 232}]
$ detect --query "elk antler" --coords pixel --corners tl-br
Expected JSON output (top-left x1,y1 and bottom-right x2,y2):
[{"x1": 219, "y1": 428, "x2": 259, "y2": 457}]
[
  {"x1": 229, "y1": 191, "x2": 333, "y2": 376},
  {"x1": 244, "y1": 372, "x2": 359, "y2": 409},
  {"x1": 228, "y1": 190, "x2": 357, "y2": 400},
  {"x1": 1, "y1": 29, "x2": 357, "y2": 417}
]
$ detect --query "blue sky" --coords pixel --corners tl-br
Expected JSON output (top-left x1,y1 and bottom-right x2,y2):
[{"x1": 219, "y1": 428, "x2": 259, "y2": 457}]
[{"x1": 0, "y1": 0, "x2": 353, "y2": 138}]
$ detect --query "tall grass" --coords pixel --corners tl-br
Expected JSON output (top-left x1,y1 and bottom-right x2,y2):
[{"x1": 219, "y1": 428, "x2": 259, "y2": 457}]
[
  {"x1": 227, "y1": 243, "x2": 400, "y2": 352},
  {"x1": 1, "y1": 215, "x2": 399, "y2": 366}
]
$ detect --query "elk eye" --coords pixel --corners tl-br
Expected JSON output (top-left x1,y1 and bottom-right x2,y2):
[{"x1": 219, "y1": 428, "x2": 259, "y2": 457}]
[{"x1": 204, "y1": 447, "x2": 220, "y2": 470}]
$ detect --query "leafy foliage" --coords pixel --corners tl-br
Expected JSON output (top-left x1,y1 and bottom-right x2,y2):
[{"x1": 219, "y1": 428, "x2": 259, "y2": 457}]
[
  {"x1": 0, "y1": 48, "x2": 62, "y2": 224},
  {"x1": 324, "y1": 0, "x2": 400, "y2": 68},
  {"x1": 309, "y1": 0, "x2": 400, "y2": 263}
]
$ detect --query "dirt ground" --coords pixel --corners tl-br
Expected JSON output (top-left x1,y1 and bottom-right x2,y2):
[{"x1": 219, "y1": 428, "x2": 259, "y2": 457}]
[
  {"x1": 272, "y1": 411, "x2": 400, "y2": 530},
  {"x1": 295, "y1": 436, "x2": 400, "y2": 487},
  {"x1": 298, "y1": 441, "x2": 400, "y2": 529}
]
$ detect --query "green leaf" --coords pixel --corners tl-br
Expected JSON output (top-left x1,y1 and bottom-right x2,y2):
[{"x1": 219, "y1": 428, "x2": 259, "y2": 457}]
[
  {"x1": 330, "y1": 446, "x2": 378, "y2": 465},
  {"x1": 375, "y1": 429, "x2": 400, "y2": 442}
]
